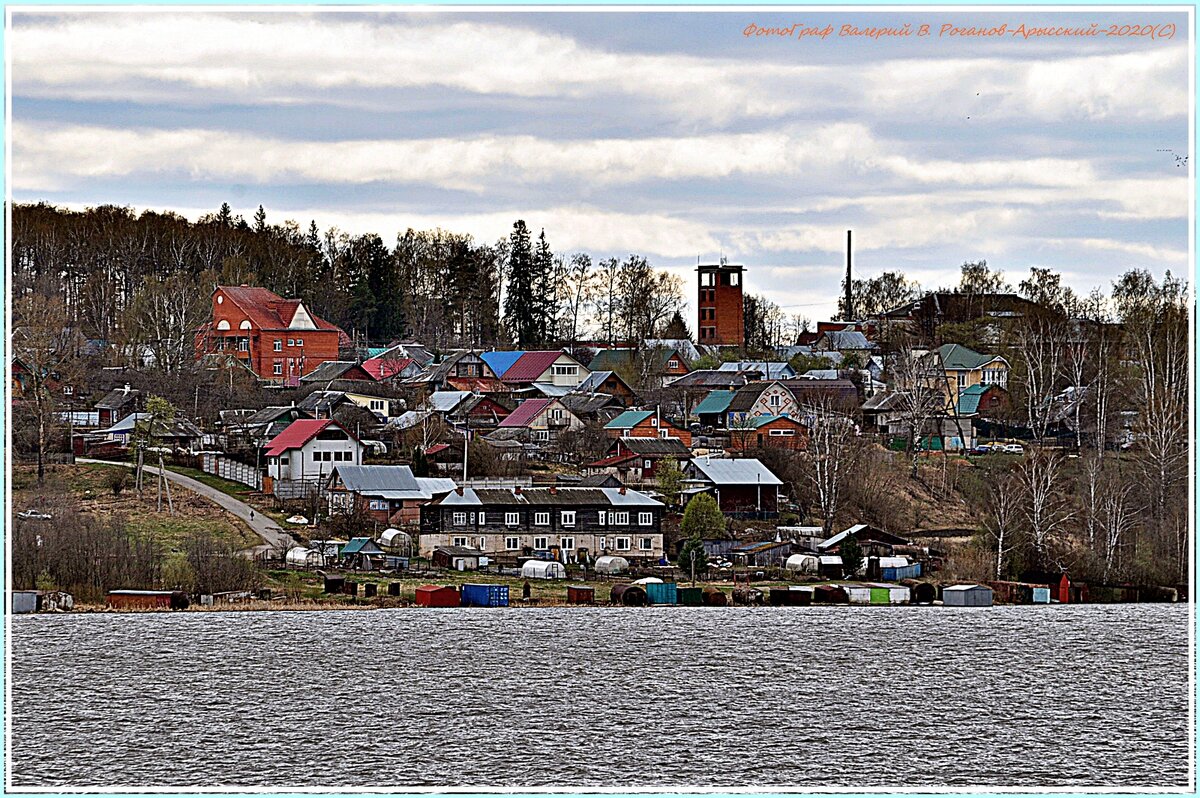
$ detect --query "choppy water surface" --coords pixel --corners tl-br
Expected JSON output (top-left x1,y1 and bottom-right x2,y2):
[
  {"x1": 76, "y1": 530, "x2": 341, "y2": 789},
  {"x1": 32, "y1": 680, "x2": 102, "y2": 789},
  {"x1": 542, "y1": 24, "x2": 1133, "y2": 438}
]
[{"x1": 9, "y1": 604, "x2": 1192, "y2": 788}]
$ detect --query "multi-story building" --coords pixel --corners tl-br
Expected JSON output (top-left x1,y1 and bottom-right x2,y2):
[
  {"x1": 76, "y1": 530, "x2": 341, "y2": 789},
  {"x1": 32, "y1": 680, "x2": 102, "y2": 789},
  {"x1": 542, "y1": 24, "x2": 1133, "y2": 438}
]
[
  {"x1": 697, "y1": 261, "x2": 745, "y2": 347},
  {"x1": 263, "y1": 418, "x2": 363, "y2": 487},
  {"x1": 419, "y1": 486, "x2": 665, "y2": 563},
  {"x1": 198, "y1": 285, "x2": 346, "y2": 385}
]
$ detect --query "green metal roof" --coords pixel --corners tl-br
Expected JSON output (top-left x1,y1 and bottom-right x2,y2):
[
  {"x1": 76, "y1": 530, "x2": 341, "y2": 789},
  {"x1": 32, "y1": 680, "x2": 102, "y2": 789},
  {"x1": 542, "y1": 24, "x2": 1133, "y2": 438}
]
[
  {"x1": 604, "y1": 410, "x2": 655, "y2": 429},
  {"x1": 746, "y1": 414, "x2": 788, "y2": 429},
  {"x1": 957, "y1": 383, "x2": 988, "y2": 415},
  {"x1": 938, "y1": 343, "x2": 1003, "y2": 371},
  {"x1": 694, "y1": 390, "x2": 735, "y2": 415}
]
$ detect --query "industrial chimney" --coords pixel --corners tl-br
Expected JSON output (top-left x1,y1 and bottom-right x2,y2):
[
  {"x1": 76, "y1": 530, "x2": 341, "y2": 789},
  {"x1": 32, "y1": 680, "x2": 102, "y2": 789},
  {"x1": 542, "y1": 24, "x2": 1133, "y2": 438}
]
[{"x1": 845, "y1": 230, "x2": 853, "y2": 321}]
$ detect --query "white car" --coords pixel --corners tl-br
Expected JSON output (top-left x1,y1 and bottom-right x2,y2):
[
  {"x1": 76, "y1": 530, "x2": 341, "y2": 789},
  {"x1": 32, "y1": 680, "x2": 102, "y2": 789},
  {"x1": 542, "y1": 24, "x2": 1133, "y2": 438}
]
[
  {"x1": 1002, "y1": 443, "x2": 1025, "y2": 454},
  {"x1": 17, "y1": 510, "x2": 52, "y2": 520}
]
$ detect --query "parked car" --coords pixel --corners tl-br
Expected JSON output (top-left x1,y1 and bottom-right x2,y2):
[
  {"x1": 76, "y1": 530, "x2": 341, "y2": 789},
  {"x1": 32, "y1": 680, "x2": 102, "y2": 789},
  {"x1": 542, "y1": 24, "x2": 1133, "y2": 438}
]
[
  {"x1": 17, "y1": 510, "x2": 52, "y2": 520},
  {"x1": 972, "y1": 443, "x2": 993, "y2": 454},
  {"x1": 1001, "y1": 443, "x2": 1025, "y2": 454}
]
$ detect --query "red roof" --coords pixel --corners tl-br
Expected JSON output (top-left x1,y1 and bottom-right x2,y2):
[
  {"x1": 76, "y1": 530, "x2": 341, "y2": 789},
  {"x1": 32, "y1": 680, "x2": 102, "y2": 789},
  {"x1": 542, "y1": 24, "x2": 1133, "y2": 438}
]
[
  {"x1": 361, "y1": 356, "x2": 414, "y2": 381},
  {"x1": 501, "y1": 351, "x2": 570, "y2": 383},
  {"x1": 498, "y1": 398, "x2": 553, "y2": 428},
  {"x1": 264, "y1": 419, "x2": 344, "y2": 456},
  {"x1": 446, "y1": 377, "x2": 507, "y2": 393},
  {"x1": 218, "y1": 286, "x2": 345, "y2": 335},
  {"x1": 424, "y1": 444, "x2": 450, "y2": 455},
  {"x1": 588, "y1": 452, "x2": 638, "y2": 468}
]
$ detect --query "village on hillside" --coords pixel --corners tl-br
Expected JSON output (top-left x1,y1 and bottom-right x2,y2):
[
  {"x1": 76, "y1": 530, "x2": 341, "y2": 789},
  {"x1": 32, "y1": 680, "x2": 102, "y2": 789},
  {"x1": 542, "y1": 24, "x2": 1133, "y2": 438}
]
[{"x1": 9, "y1": 206, "x2": 1190, "y2": 611}]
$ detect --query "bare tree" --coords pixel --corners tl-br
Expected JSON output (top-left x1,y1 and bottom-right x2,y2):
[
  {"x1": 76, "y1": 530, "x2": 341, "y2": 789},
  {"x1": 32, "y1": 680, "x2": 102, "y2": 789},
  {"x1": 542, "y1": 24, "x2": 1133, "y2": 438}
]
[
  {"x1": 12, "y1": 293, "x2": 79, "y2": 486},
  {"x1": 1015, "y1": 450, "x2": 1075, "y2": 567},
  {"x1": 983, "y1": 471, "x2": 1021, "y2": 579},
  {"x1": 801, "y1": 397, "x2": 862, "y2": 535},
  {"x1": 1010, "y1": 315, "x2": 1064, "y2": 442},
  {"x1": 889, "y1": 343, "x2": 947, "y2": 478}
]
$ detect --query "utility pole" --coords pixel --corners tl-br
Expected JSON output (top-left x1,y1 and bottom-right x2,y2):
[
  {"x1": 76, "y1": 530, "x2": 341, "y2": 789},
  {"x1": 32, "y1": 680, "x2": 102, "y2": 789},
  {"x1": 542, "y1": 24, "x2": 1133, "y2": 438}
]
[{"x1": 845, "y1": 229, "x2": 854, "y2": 321}]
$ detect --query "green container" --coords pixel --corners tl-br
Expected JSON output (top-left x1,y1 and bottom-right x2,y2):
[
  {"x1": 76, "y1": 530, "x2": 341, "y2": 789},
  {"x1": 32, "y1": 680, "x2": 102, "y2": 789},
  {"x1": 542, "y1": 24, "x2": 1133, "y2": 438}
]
[
  {"x1": 676, "y1": 586, "x2": 704, "y2": 606},
  {"x1": 645, "y1": 582, "x2": 678, "y2": 605},
  {"x1": 869, "y1": 587, "x2": 890, "y2": 605}
]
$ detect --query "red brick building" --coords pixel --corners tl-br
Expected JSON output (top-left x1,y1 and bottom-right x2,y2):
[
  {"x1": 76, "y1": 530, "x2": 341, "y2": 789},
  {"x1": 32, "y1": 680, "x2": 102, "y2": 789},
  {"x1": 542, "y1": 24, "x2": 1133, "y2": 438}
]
[
  {"x1": 697, "y1": 262, "x2": 744, "y2": 347},
  {"x1": 197, "y1": 285, "x2": 347, "y2": 385}
]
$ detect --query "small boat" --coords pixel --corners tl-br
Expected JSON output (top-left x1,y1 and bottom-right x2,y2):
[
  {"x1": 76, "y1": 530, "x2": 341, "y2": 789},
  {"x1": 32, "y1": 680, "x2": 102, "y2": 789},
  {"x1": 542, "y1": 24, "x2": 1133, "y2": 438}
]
[{"x1": 285, "y1": 515, "x2": 309, "y2": 525}]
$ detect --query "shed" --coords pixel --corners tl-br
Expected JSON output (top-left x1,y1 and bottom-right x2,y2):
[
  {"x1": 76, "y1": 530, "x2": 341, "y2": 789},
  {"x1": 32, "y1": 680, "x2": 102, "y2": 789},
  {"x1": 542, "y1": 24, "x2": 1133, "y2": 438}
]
[
  {"x1": 12, "y1": 591, "x2": 39, "y2": 614},
  {"x1": 415, "y1": 584, "x2": 460, "y2": 607},
  {"x1": 594, "y1": 555, "x2": 629, "y2": 575},
  {"x1": 812, "y1": 584, "x2": 849, "y2": 604},
  {"x1": 107, "y1": 589, "x2": 189, "y2": 610},
  {"x1": 285, "y1": 547, "x2": 325, "y2": 568},
  {"x1": 785, "y1": 554, "x2": 820, "y2": 574},
  {"x1": 677, "y1": 586, "x2": 703, "y2": 606},
  {"x1": 567, "y1": 585, "x2": 595, "y2": 605},
  {"x1": 522, "y1": 560, "x2": 567, "y2": 580},
  {"x1": 943, "y1": 584, "x2": 993, "y2": 607},
  {"x1": 432, "y1": 546, "x2": 484, "y2": 571}
]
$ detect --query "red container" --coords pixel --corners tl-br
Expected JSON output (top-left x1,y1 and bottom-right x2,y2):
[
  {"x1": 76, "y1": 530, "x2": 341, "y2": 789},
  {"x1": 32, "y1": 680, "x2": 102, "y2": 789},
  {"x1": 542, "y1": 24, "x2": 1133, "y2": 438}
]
[
  {"x1": 107, "y1": 590, "x2": 189, "y2": 610},
  {"x1": 415, "y1": 584, "x2": 459, "y2": 608}
]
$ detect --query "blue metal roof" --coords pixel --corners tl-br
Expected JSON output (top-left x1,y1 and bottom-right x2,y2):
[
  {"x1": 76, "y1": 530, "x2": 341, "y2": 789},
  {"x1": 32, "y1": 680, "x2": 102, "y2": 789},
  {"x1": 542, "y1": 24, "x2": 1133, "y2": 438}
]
[{"x1": 480, "y1": 351, "x2": 525, "y2": 378}]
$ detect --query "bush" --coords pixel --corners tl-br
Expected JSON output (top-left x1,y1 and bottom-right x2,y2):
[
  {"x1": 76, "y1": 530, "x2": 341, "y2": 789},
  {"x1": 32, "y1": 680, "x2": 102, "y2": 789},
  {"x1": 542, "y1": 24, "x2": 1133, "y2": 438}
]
[{"x1": 103, "y1": 469, "x2": 130, "y2": 496}]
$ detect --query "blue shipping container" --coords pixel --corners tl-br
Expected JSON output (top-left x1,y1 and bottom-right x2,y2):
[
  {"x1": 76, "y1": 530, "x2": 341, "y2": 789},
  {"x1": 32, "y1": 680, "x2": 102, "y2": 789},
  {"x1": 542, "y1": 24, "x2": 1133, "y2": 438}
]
[
  {"x1": 460, "y1": 584, "x2": 509, "y2": 607},
  {"x1": 881, "y1": 564, "x2": 922, "y2": 581},
  {"x1": 1032, "y1": 587, "x2": 1051, "y2": 604},
  {"x1": 645, "y1": 582, "x2": 678, "y2": 605}
]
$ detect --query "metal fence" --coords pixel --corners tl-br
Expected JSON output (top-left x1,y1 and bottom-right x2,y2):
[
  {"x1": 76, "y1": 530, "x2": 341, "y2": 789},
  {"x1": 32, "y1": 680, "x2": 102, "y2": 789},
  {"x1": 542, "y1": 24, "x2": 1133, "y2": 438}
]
[{"x1": 200, "y1": 453, "x2": 261, "y2": 490}]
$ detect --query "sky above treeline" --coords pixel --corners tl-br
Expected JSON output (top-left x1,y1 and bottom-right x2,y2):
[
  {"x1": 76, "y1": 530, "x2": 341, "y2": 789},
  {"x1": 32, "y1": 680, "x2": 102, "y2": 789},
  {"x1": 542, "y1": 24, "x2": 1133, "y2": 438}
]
[{"x1": 9, "y1": 9, "x2": 1191, "y2": 323}]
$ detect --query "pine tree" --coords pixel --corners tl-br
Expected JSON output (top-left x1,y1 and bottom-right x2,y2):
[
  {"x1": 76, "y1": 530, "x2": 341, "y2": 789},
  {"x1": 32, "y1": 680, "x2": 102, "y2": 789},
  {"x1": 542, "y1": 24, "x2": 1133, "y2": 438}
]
[
  {"x1": 216, "y1": 202, "x2": 234, "y2": 228},
  {"x1": 253, "y1": 205, "x2": 266, "y2": 233},
  {"x1": 503, "y1": 221, "x2": 537, "y2": 346},
  {"x1": 532, "y1": 229, "x2": 555, "y2": 343}
]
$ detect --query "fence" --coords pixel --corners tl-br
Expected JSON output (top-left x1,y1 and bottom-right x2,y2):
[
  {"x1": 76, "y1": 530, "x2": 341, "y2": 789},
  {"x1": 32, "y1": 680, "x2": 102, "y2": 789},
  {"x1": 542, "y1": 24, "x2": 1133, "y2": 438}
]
[
  {"x1": 200, "y1": 453, "x2": 261, "y2": 490},
  {"x1": 272, "y1": 479, "x2": 322, "y2": 501}
]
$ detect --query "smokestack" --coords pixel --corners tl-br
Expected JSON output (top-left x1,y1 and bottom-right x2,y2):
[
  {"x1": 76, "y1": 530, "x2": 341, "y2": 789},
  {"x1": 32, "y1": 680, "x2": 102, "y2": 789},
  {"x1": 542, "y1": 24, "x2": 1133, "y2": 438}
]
[{"x1": 845, "y1": 230, "x2": 853, "y2": 321}]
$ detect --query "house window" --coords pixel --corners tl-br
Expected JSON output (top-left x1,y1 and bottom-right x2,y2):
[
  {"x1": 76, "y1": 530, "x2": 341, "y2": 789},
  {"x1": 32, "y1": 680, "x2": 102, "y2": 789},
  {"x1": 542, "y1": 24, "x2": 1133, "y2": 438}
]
[
  {"x1": 615, "y1": 537, "x2": 631, "y2": 551},
  {"x1": 478, "y1": 512, "x2": 486, "y2": 525},
  {"x1": 644, "y1": 459, "x2": 653, "y2": 469},
  {"x1": 599, "y1": 537, "x2": 607, "y2": 550},
  {"x1": 506, "y1": 512, "x2": 520, "y2": 526},
  {"x1": 769, "y1": 394, "x2": 780, "y2": 407},
  {"x1": 598, "y1": 511, "x2": 607, "y2": 526},
  {"x1": 369, "y1": 399, "x2": 385, "y2": 411},
  {"x1": 478, "y1": 536, "x2": 486, "y2": 550},
  {"x1": 614, "y1": 512, "x2": 630, "y2": 525},
  {"x1": 700, "y1": 272, "x2": 714, "y2": 287},
  {"x1": 505, "y1": 536, "x2": 520, "y2": 550},
  {"x1": 534, "y1": 536, "x2": 548, "y2": 550},
  {"x1": 638, "y1": 512, "x2": 653, "y2": 526},
  {"x1": 273, "y1": 362, "x2": 283, "y2": 375},
  {"x1": 640, "y1": 537, "x2": 654, "y2": 551},
  {"x1": 453, "y1": 536, "x2": 468, "y2": 547},
  {"x1": 469, "y1": 512, "x2": 476, "y2": 525},
  {"x1": 560, "y1": 537, "x2": 575, "y2": 551},
  {"x1": 561, "y1": 511, "x2": 576, "y2": 527},
  {"x1": 957, "y1": 373, "x2": 967, "y2": 389},
  {"x1": 273, "y1": 340, "x2": 282, "y2": 352},
  {"x1": 658, "y1": 430, "x2": 669, "y2": 439},
  {"x1": 535, "y1": 512, "x2": 550, "y2": 526},
  {"x1": 730, "y1": 272, "x2": 739, "y2": 286},
  {"x1": 280, "y1": 456, "x2": 289, "y2": 465},
  {"x1": 453, "y1": 513, "x2": 467, "y2": 527},
  {"x1": 668, "y1": 359, "x2": 679, "y2": 369},
  {"x1": 552, "y1": 365, "x2": 578, "y2": 376},
  {"x1": 238, "y1": 339, "x2": 249, "y2": 351},
  {"x1": 63, "y1": 385, "x2": 73, "y2": 396},
  {"x1": 296, "y1": 338, "x2": 304, "y2": 347},
  {"x1": 288, "y1": 339, "x2": 295, "y2": 347},
  {"x1": 535, "y1": 430, "x2": 550, "y2": 442},
  {"x1": 369, "y1": 500, "x2": 386, "y2": 510}
]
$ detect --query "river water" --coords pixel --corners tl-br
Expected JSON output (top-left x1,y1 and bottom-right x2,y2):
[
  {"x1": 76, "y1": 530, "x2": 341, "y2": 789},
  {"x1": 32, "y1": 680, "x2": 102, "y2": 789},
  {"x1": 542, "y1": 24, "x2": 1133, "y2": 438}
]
[{"x1": 8, "y1": 604, "x2": 1193, "y2": 789}]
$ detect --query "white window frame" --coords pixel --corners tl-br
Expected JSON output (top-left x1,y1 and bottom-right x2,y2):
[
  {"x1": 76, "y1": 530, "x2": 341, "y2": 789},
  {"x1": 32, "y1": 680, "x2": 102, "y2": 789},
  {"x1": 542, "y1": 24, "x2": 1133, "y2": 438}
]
[
  {"x1": 668, "y1": 359, "x2": 679, "y2": 370},
  {"x1": 561, "y1": 511, "x2": 576, "y2": 527},
  {"x1": 599, "y1": 537, "x2": 608, "y2": 550},
  {"x1": 535, "y1": 430, "x2": 550, "y2": 442},
  {"x1": 560, "y1": 537, "x2": 575, "y2": 551},
  {"x1": 288, "y1": 338, "x2": 295, "y2": 347},
  {"x1": 638, "y1": 512, "x2": 653, "y2": 526},
  {"x1": 614, "y1": 512, "x2": 630, "y2": 525},
  {"x1": 273, "y1": 339, "x2": 282, "y2": 352},
  {"x1": 644, "y1": 459, "x2": 653, "y2": 469},
  {"x1": 478, "y1": 512, "x2": 486, "y2": 525},
  {"x1": 534, "y1": 536, "x2": 548, "y2": 550},
  {"x1": 273, "y1": 362, "x2": 283, "y2": 375},
  {"x1": 505, "y1": 512, "x2": 520, "y2": 527},
  {"x1": 598, "y1": 510, "x2": 607, "y2": 526},
  {"x1": 452, "y1": 536, "x2": 468, "y2": 547},
  {"x1": 640, "y1": 538, "x2": 654, "y2": 551},
  {"x1": 369, "y1": 499, "x2": 387, "y2": 511},
  {"x1": 658, "y1": 429, "x2": 669, "y2": 439},
  {"x1": 535, "y1": 512, "x2": 550, "y2": 526},
  {"x1": 615, "y1": 537, "x2": 631, "y2": 551},
  {"x1": 505, "y1": 536, "x2": 520, "y2": 551},
  {"x1": 296, "y1": 338, "x2": 304, "y2": 347},
  {"x1": 453, "y1": 512, "x2": 467, "y2": 527}
]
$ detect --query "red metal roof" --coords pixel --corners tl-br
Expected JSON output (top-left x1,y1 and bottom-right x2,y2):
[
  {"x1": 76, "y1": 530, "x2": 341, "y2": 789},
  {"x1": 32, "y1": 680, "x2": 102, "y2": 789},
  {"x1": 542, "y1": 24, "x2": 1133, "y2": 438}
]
[
  {"x1": 218, "y1": 286, "x2": 345, "y2": 334},
  {"x1": 498, "y1": 398, "x2": 553, "y2": 428},
  {"x1": 501, "y1": 351, "x2": 569, "y2": 383},
  {"x1": 424, "y1": 444, "x2": 450, "y2": 455},
  {"x1": 446, "y1": 377, "x2": 507, "y2": 393},
  {"x1": 588, "y1": 452, "x2": 638, "y2": 468},
  {"x1": 361, "y1": 356, "x2": 413, "y2": 381},
  {"x1": 265, "y1": 418, "x2": 335, "y2": 456}
]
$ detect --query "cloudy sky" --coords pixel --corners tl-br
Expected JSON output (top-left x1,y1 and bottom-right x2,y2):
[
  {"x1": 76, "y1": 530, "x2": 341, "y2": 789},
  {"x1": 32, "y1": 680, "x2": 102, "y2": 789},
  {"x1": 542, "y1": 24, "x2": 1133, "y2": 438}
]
[{"x1": 9, "y1": 8, "x2": 1192, "y2": 322}]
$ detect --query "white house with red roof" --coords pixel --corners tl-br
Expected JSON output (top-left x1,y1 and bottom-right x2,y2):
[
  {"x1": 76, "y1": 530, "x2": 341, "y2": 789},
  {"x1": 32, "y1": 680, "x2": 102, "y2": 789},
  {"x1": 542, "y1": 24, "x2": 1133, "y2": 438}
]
[
  {"x1": 264, "y1": 418, "x2": 364, "y2": 486},
  {"x1": 197, "y1": 285, "x2": 348, "y2": 385},
  {"x1": 497, "y1": 397, "x2": 583, "y2": 443},
  {"x1": 499, "y1": 351, "x2": 590, "y2": 387}
]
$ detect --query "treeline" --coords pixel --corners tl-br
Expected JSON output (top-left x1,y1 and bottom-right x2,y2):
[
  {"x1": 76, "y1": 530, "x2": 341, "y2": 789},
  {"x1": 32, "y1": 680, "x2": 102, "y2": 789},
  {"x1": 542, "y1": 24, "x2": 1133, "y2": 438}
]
[{"x1": 11, "y1": 202, "x2": 686, "y2": 356}]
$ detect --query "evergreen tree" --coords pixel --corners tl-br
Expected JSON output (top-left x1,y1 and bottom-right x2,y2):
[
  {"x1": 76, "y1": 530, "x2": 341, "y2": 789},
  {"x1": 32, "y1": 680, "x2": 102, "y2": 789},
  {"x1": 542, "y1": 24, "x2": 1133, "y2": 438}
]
[
  {"x1": 661, "y1": 310, "x2": 692, "y2": 341},
  {"x1": 411, "y1": 446, "x2": 430, "y2": 477},
  {"x1": 216, "y1": 202, "x2": 234, "y2": 228},
  {"x1": 503, "y1": 220, "x2": 537, "y2": 346},
  {"x1": 839, "y1": 535, "x2": 864, "y2": 579},
  {"x1": 253, "y1": 205, "x2": 267, "y2": 234},
  {"x1": 532, "y1": 229, "x2": 555, "y2": 343},
  {"x1": 677, "y1": 533, "x2": 709, "y2": 585}
]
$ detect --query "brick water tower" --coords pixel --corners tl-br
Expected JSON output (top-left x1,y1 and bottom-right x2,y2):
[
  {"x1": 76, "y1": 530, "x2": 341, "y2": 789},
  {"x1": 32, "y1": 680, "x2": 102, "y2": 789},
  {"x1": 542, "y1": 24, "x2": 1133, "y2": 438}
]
[{"x1": 696, "y1": 259, "x2": 745, "y2": 347}]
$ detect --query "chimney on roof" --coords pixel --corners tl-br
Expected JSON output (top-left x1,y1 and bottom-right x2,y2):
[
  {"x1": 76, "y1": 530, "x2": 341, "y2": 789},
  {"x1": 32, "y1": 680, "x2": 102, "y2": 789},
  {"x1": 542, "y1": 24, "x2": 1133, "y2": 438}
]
[
  {"x1": 122, "y1": 383, "x2": 131, "y2": 395},
  {"x1": 514, "y1": 485, "x2": 522, "y2": 495},
  {"x1": 240, "y1": 283, "x2": 249, "y2": 288},
  {"x1": 619, "y1": 486, "x2": 627, "y2": 495},
  {"x1": 455, "y1": 486, "x2": 464, "y2": 496},
  {"x1": 549, "y1": 486, "x2": 557, "y2": 495}
]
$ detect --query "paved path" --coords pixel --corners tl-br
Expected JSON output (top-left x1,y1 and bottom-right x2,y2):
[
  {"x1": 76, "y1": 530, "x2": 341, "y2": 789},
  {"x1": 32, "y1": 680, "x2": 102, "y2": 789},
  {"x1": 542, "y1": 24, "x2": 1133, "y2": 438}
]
[{"x1": 77, "y1": 458, "x2": 295, "y2": 556}]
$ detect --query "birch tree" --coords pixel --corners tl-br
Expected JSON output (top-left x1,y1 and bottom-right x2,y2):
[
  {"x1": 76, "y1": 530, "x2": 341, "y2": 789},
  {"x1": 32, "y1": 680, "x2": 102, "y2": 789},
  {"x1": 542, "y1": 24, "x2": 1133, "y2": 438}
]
[
  {"x1": 13, "y1": 294, "x2": 78, "y2": 486},
  {"x1": 1015, "y1": 450, "x2": 1075, "y2": 566},
  {"x1": 802, "y1": 397, "x2": 862, "y2": 535}
]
